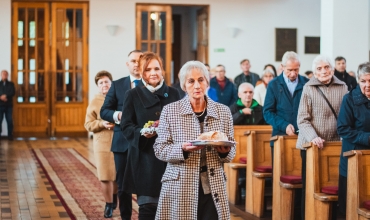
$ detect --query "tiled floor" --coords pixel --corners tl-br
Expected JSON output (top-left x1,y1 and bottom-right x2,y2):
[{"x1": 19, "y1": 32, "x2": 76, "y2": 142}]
[{"x1": 0, "y1": 138, "x2": 246, "y2": 220}]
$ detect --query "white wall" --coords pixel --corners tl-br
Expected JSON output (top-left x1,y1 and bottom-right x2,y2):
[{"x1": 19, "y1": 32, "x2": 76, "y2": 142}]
[
  {"x1": 0, "y1": 0, "x2": 11, "y2": 136},
  {"x1": 321, "y1": 0, "x2": 369, "y2": 73},
  {"x1": 89, "y1": 0, "x2": 321, "y2": 98}
]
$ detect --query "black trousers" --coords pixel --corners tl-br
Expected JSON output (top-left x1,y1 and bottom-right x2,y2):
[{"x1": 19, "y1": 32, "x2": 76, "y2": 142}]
[
  {"x1": 0, "y1": 107, "x2": 13, "y2": 137},
  {"x1": 338, "y1": 175, "x2": 347, "y2": 216},
  {"x1": 139, "y1": 203, "x2": 157, "y2": 220},
  {"x1": 114, "y1": 151, "x2": 132, "y2": 220},
  {"x1": 197, "y1": 181, "x2": 218, "y2": 220}
]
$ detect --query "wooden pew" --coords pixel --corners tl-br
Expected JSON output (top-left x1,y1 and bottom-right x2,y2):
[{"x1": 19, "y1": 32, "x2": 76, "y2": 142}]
[
  {"x1": 225, "y1": 125, "x2": 272, "y2": 205},
  {"x1": 245, "y1": 130, "x2": 272, "y2": 217},
  {"x1": 271, "y1": 135, "x2": 300, "y2": 220},
  {"x1": 233, "y1": 125, "x2": 272, "y2": 163},
  {"x1": 344, "y1": 150, "x2": 370, "y2": 220},
  {"x1": 303, "y1": 142, "x2": 342, "y2": 220}
]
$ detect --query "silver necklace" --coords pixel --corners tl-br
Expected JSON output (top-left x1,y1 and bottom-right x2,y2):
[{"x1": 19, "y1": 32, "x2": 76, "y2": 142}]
[{"x1": 195, "y1": 103, "x2": 207, "y2": 117}]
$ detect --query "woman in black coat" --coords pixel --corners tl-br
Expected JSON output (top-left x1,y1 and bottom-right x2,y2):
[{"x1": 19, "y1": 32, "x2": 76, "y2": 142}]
[
  {"x1": 120, "y1": 52, "x2": 180, "y2": 219},
  {"x1": 337, "y1": 62, "x2": 370, "y2": 216}
]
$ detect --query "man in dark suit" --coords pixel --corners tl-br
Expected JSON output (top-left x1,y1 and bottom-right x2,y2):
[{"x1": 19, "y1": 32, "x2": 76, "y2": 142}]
[
  {"x1": 0, "y1": 70, "x2": 15, "y2": 140},
  {"x1": 234, "y1": 59, "x2": 260, "y2": 88},
  {"x1": 100, "y1": 50, "x2": 142, "y2": 220},
  {"x1": 263, "y1": 51, "x2": 308, "y2": 220},
  {"x1": 334, "y1": 56, "x2": 357, "y2": 91}
]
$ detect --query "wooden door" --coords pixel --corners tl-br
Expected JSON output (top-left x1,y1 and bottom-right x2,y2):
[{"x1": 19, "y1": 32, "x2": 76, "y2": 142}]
[
  {"x1": 196, "y1": 6, "x2": 209, "y2": 64},
  {"x1": 11, "y1": 2, "x2": 88, "y2": 137},
  {"x1": 50, "y1": 3, "x2": 88, "y2": 137},
  {"x1": 136, "y1": 5, "x2": 172, "y2": 83},
  {"x1": 12, "y1": 2, "x2": 50, "y2": 137}
]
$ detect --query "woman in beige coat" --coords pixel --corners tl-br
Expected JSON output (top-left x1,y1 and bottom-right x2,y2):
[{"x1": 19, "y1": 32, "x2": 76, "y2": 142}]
[
  {"x1": 297, "y1": 55, "x2": 347, "y2": 220},
  {"x1": 84, "y1": 71, "x2": 117, "y2": 218}
]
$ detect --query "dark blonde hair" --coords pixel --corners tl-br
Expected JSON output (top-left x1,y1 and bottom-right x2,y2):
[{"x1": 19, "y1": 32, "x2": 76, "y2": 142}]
[
  {"x1": 139, "y1": 52, "x2": 164, "y2": 75},
  {"x1": 95, "y1": 70, "x2": 113, "y2": 85}
]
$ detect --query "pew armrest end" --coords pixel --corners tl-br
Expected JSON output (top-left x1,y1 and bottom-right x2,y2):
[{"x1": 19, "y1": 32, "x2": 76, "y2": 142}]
[{"x1": 314, "y1": 193, "x2": 338, "y2": 202}]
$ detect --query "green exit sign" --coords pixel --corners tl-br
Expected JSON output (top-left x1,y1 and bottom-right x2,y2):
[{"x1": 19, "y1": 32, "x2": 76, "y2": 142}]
[{"x1": 214, "y1": 48, "x2": 225, "y2": 52}]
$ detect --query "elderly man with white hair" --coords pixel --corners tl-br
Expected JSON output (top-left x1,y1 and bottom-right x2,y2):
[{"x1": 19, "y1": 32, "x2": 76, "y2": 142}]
[
  {"x1": 229, "y1": 82, "x2": 265, "y2": 125},
  {"x1": 297, "y1": 55, "x2": 347, "y2": 220},
  {"x1": 263, "y1": 51, "x2": 309, "y2": 219}
]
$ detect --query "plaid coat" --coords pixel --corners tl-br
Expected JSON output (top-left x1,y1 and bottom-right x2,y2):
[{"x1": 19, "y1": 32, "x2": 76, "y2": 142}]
[{"x1": 154, "y1": 96, "x2": 236, "y2": 220}]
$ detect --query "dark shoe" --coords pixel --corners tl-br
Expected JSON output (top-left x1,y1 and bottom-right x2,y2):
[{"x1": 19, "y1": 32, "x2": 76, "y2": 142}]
[
  {"x1": 104, "y1": 203, "x2": 113, "y2": 218},
  {"x1": 112, "y1": 194, "x2": 117, "y2": 210}
]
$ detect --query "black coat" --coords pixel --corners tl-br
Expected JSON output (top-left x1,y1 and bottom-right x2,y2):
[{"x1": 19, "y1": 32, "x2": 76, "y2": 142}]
[
  {"x1": 171, "y1": 82, "x2": 186, "y2": 98},
  {"x1": 234, "y1": 72, "x2": 261, "y2": 88},
  {"x1": 0, "y1": 80, "x2": 15, "y2": 107},
  {"x1": 337, "y1": 85, "x2": 370, "y2": 177},
  {"x1": 120, "y1": 83, "x2": 180, "y2": 196},
  {"x1": 334, "y1": 69, "x2": 357, "y2": 91},
  {"x1": 100, "y1": 77, "x2": 143, "y2": 152},
  {"x1": 229, "y1": 100, "x2": 266, "y2": 125}
]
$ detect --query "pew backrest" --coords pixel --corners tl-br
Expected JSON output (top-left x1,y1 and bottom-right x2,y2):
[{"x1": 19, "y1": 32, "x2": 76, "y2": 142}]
[
  {"x1": 233, "y1": 125, "x2": 272, "y2": 163},
  {"x1": 246, "y1": 130, "x2": 272, "y2": 169},
  {"x1": 271, "y1": 135, "x2": 300, "y2": 177}
]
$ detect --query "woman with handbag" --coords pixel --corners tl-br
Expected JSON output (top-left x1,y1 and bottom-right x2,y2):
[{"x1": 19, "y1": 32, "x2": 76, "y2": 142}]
[{"x1": 296, "y1": 55, "x2": 347, "y2": 220}]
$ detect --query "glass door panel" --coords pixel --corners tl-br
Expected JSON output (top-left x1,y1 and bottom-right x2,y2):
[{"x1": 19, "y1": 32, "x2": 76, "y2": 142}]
[
  {"x1": 51, "y1": 2, "x2": 88, "y2": 136},
  {"x1": 136, "y1": 5, "x2": 172, "y2": 83},
  {"x1": 197, "y1": 7, "x2": 209, "y2": 64},
  {"x1": 54, "y1": 7, "x2": 84, "y2": 103}
]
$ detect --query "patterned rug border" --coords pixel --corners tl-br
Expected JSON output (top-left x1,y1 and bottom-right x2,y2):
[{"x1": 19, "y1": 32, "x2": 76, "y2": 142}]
[
  {"x1": 31, "y1": 148, "x2": 77, "y2": 220},
  {"x1": 70, "y1": 148, "x2": 139, "y2": 204},
  {"x1": 33, "y1": 147, "x2": 139, "y2": 219}
]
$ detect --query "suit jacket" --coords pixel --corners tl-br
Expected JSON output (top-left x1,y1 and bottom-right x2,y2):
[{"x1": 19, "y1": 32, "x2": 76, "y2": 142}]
[
  {"x1": 153, "y1": 96, "x2": 236, "y2": 220},
  {"x1": 100, "y1": 76, "x2": 143, "y2": 152},
  {"x1": 0, "y1": 80, "x2": 15, "y2": 107},
  {"x1": 263, "y1": 74, "x2": 309, "y2": 143},
  {"x1": 234, "y1": 72, "x2": 260, "y2": 88},
  {"x1": 120, "y1": 83, "x2": 180, "y2": 196}
]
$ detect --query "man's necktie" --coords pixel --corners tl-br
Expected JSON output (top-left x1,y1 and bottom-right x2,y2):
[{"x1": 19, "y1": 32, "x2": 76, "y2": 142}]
[{"x1": 134, "y1": 79, "x2": 140, "y2": 87}]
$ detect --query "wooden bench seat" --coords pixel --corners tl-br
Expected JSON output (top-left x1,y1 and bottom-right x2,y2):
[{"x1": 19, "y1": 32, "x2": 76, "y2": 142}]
[
  {"x1": 225, "y1": 125, "x2": 271, "y2": 205},
  {"x1": 344, "y1": 150, "x2": 370, "y2": 220},
  {"x1": 245, "y1": 130, "x2": 272, "y2": 217},
  {"x1": 303, "y1": 142, "x2": 342, "y2": 220},
  {"x1": 271, "y1": 135, "x2": 300, "y2": 220}
]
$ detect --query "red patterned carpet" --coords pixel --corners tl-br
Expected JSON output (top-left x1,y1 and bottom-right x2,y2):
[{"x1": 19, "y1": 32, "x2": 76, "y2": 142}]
[{"x1": 32, "y1": 148, "x2": 138, "y2": 220}]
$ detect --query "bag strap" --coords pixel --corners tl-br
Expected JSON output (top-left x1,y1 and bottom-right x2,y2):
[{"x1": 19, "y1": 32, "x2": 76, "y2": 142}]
[{"x1": 315, "y1": 86, "x2": 337, "y2": 119}]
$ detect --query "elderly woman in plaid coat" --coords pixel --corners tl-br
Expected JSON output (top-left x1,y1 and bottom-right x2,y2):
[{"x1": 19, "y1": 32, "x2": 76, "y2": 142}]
[{"x1": 154, "y1": 61, "x2": 236, "y2": 220}]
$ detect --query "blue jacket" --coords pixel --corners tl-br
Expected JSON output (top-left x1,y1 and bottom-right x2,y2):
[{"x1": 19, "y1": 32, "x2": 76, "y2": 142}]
[
  {"x1": 337, "y1": 85, "x2": 370, "y2": 177},
  {"x1": 263, "y1": 74, "x2": 309, "y2": 143},
  {"x1": 210, "y1": 77, "x2": 238, "y2": 107}
]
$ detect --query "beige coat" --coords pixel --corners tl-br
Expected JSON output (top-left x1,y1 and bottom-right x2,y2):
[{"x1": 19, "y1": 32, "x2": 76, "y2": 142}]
[
  {"x1": 84, "y1": 94, "x2": 115, "y2": 181},
  {"x1": 297, "y1": 76, "x2": 347, "y2": 149}
]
